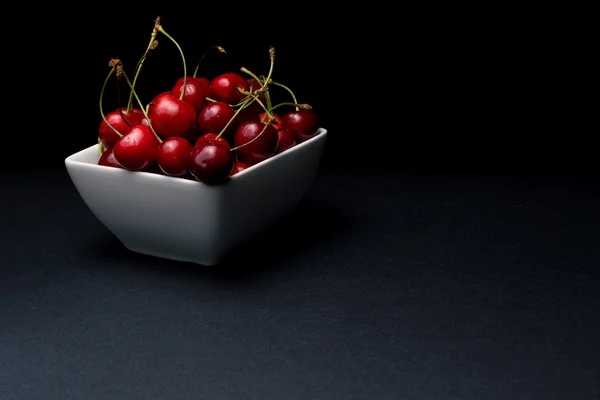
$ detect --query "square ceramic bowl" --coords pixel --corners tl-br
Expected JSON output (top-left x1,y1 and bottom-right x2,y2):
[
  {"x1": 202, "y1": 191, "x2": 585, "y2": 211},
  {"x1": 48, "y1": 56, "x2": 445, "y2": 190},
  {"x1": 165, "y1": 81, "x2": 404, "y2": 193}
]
[{"x1": 65, "y1": 128, "x2": 328, "y2": 266}]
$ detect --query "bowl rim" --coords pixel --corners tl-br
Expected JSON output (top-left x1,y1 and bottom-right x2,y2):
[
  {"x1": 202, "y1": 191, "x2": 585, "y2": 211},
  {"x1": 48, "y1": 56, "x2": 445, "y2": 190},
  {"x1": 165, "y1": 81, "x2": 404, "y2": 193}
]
[{"x1": 65, "y1": 128, "x2": 328, "y2": 186}]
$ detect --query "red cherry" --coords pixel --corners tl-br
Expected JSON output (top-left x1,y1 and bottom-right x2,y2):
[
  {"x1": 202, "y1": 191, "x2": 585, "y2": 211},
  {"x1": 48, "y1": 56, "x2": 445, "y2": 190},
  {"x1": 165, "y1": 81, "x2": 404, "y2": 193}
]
[
  {"x1": 172, "y1": 77, "x2": 209, "y2": 112},
  {"x1": 196, "y1": 101, "x2": 236, "y2": 139},
  {"x1": 113, "y1": 124, "x2": 160, "y2": 171},
  {"x1": 281, "y1": 109, "x2": 320, "y2": 142},
  {"x1": 98, "y1": 108, "x2": 145, "y2": 150},
  {"x1": 208, "y1": 72, "x2": 249, "y2": 104},
  {"x1": 229, "y1": 160, "x2": 251, "y2": 177},
  {"x1": 275, "y1": 128, "x2": 297, "y2": 154},
  {"x1": 259, "y1": 112, "x2": 282, "y2": 130},
  {"x1": 148, "y1": 93, "x2": 197, "y2": 140},
  {"x1": 152, "y1": 91, "x2": 171, "y2": 103},
  {"x1": 98, "y1": 147, "x2": 125, "y2": 169},
  {"x1": 188, "y1": 139, "x2": 234, "y2": 185},
  {"x1": 194, "y1": 133, "x2": 229, "y2": 147},
  {"x1": 177, "y1": 76, "x2": 210, "y2": 88},
  {"x1": 233, "y1": 121, "x2": 279, "y2": 165},
  {"x1": 156, "y1": 137, "x2": 193, "y2": 177}
]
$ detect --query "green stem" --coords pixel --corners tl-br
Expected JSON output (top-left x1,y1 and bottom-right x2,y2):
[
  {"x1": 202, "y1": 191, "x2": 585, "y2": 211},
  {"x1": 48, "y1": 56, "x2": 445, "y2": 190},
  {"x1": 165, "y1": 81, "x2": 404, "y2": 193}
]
[
  {"x1": 214, "y1": 97, "x2": 253, "y2": 141},
  {"x1": 229, "y1": 123, "x2": 270, "y2": 152},
  {"x1": 156, "y1": 24, "x2": 187, "y2": 101},
  {"x1": 239, "y1": 89, "x2": 272, "y2": 119},
  {"x1": 270, "y1": 80, "x2": 299, "y2": 111},
  {"x1": 258, "y1": 74, "x2": 272, "y2": 110},
  {"x1": 262, "y1": 47, "x2": 276, "y2": 110},
  {"x1": 127, "y1": 22, "x2": 159, "y2": 114},
  {"x1": 99, "y1": 65, "x2": 123, "y2": 139},
  {"x1": 229, "y1": 90, "x2": 274, "y2": 152},
  {"x1": 122, "y1": 70, "x2": 163, "y2": 144},
  {"x1": 270, "y1": 102, "x2": 311, "y2": 113},
  {"x1": 240, "y1": 67, "x2": 262, "y2": 87},
  {"x1": 192, "y1": 45, "x2": 226, "y2": 78},
  {"x1": 240, "y1": 66, "x2": 274, "y2": 111},
  {"x1": 116, "y1": 76, "x2": 131, "y2": 128}
]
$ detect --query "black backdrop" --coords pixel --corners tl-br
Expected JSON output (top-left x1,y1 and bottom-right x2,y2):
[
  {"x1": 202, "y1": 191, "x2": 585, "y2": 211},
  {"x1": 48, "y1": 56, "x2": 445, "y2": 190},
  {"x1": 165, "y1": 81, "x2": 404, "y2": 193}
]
[{"x1": 6, "y1": 3, "x2": 593, "y2": 175}]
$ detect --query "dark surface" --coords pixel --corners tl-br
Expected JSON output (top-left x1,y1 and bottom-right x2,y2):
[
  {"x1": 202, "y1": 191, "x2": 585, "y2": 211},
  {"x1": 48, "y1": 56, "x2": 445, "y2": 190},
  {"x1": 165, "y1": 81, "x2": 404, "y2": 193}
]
[{"x1": 1, "y1": 165, "x2": 599, "y2": 399}]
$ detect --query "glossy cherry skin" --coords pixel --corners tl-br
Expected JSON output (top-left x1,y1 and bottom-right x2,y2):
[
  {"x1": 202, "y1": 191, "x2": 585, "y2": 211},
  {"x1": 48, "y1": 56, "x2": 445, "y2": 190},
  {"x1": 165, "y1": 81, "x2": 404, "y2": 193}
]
[
  {"x1": 113, "y1": 124, "x2": 160, "y2": 171},
  {"x1": 194, "y1": 133, "x2": 229, "y2": 147},
  {"x1": 156, "y1": 137, "x2": 193, "y2": 177},
  {"x1": 259, "y1": 112, "x2": 282, "y2": 130},
  {"x1": 98, "y1": 147, "x2": 124, "y2": 169},
  {"x1": 188, "y1": 139, "x2": 234, "y2": 185},
  {"x1": 148, "y1": 93, "x2": 197, "y2": 140},
  {"x1": 151, "y1": 91, "x2": 171, "y2": 104},
  {"x1": 172, "y1": 77, "x2": 209, "y2": 112},
  {"x1": 196, "y1": 101, "x2": 236, "y2": 139},
  {"x1": 275, "y1": 128, "x2": 297, "y2": 154},
  {"x1": 233, "y1": 121, "x2": 279, "y2": 165},
  {"x1": 177, "y1": 76, "x2": 210, "y2": 88},
  {"x1": 208, "y1": 72, "x2": 249, "y2": 104},
  {"x1": 281, "y1": 109, "x2": 320, "y2": 143},
  {"x1": 228, "y1": 160, "x2": 251, "y2": 177},
  {"x1": 99, "y1": 108, "x2": 145, "y2": 150}
]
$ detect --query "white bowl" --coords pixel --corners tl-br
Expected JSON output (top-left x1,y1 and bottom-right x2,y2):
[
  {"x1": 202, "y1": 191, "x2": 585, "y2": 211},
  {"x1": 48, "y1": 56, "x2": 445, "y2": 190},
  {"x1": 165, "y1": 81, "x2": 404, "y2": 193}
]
[{"x1": 65, "y1": 128, "x2": 328, "y2": 266}]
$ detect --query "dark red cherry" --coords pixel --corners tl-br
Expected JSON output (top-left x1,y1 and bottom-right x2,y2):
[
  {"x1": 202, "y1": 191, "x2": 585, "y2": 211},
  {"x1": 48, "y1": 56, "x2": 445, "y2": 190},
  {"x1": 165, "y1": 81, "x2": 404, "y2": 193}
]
[
  {"x1": 176, "y1": 76, "x2": 210, "y2": 88},
  {"x1": 233, "y1": 121, "x2": 279, "y2": 165},
  {"x1": 151, "y1": 91, "x2": 171, "y2": 103},
  {"x1": 196, "y1": 101, "x2": 236, "y2": 139},
  {"x1": 229, "y1": 160, "x2": 251, "y2": 177},
  {"x1": 157, "y1": 136, "x2": 193, "y2": 177},
  {"x1": 208, "y1": 72, "x2": 249, "y2": 104},
  {"x1": 113, "y1": 124, "x2": 160, "y2": 171},
  {"x1": 148, "y1": 93, "x2": 197, "y2": 140},
  {"x1": 172, "y1": 77, "x2": 209, "y2": 112},
  {"x1": 281, "y1": 109, "x2": 320, "y2": 143},
  {"x1": 188, "y1": 139, "x2": 234, "y2": 185},
  {"x1": 194, "y1": 133, "x2": 229, "y2": 147},
  {"x1": 99, "y1": 108, "x2": 145, "y2": 150},
  {"x1": 275, "y1": 128, "x2": 297, "y2": 154},
  {"x1": 98, "y1": 147, "x2": 125, "y2": 169}
]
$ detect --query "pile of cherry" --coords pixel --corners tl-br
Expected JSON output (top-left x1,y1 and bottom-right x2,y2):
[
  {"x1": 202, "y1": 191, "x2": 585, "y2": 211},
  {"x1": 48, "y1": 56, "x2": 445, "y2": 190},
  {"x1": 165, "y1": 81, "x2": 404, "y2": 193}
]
[{"x1": 97, "y1": 18, "x2": 319, "y2": 185}]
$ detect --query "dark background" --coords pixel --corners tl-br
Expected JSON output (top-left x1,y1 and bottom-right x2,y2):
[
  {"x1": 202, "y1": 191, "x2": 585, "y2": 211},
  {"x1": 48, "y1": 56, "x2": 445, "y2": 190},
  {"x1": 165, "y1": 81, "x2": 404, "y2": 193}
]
[{"x1": 5, "y1": 3, "x2": 594, "y2": 175}]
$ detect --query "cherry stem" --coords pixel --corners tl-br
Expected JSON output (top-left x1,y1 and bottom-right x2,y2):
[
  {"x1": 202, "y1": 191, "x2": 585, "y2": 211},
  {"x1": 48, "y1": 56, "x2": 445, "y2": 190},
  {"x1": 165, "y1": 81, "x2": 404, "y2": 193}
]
[
  {"x1": 229, "y1": 90, "x2": 274, "y2": 152},
  {"x1": 270, "y1": 102, "x2": 312, "y2": 112},
  {"x1": 214, "y1": 97, "x2": 254, "y2": 141},
  {"x1": 270, "y1": 80, "x2": 299, "y2": 111},
  {"x1": 240, "y1": 71, "x2": 271, "y2": 109},
  {"x1": 99, "y1": 60, "x2": 123, "y2": 139},
  {"x1": 116, "y1": 73, "x2": 131, "y2": 128},
  {"x1": 240, "y1": 46, "x2": 275, "y2": 110},
  {"x1": 127, "y1": 17, "x2": 160, "y2": 114},
  {"x1": 192, "y1": 45, "x2": 226, "y2": 78},
  {"x1": 229, "y1": 123, "x2": 270, "y2": 152},
  {"x1": 239, "y1": 88, "x2": 272, "y2": 119},
  {"x1": 156, "y1": 22, "x2": 187, "y2": 101},
  {"x1": 121, "y1": 69, "x2": 163, "y2": 144}
]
